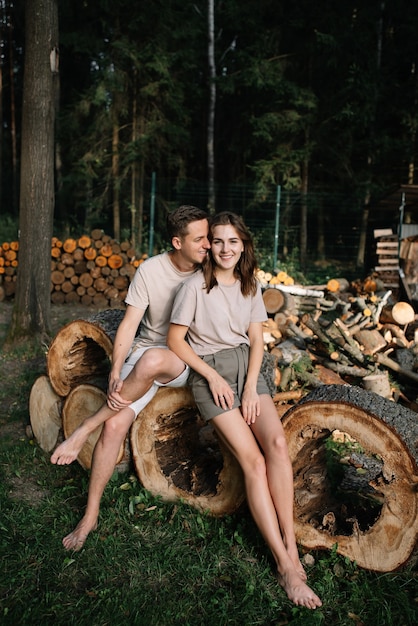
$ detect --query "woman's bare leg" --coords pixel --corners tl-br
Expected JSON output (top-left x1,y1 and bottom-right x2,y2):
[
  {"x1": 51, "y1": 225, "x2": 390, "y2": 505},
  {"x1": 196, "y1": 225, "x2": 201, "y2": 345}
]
[
  {"x1": 251, "y1": 395, "x2": 306, "y2": 579},
  {"x1": 212, "y1": 409, "x2": 322, "y2": 609}
]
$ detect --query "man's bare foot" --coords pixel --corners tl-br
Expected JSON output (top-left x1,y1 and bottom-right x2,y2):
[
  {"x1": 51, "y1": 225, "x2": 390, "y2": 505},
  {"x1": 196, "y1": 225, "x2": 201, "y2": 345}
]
[
  {"x1": 62, "y1": 517, "x2": 98, "y2": 551},
  {"x1": 278, "y1": 568, "x2": 322, "y2": 610},
  {"x1": 51, "y1": 428, "x2": 89, "y2": 465}
]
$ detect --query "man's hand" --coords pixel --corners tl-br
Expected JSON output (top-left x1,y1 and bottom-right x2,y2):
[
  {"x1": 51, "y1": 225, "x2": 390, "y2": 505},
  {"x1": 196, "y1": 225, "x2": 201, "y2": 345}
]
[{"x1": 107, "y1": 374, "x2": 131, "y2": 411}]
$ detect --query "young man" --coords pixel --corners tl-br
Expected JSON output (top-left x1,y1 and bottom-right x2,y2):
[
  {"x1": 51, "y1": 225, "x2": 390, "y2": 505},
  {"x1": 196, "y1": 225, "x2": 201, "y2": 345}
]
[{"x1": 51, "y1": 205, "x2": 210, "y2": 550}]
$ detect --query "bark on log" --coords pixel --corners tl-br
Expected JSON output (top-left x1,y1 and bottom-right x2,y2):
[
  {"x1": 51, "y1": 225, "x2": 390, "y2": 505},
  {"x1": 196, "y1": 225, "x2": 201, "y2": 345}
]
[
  {"x1": 130, "y1": 386, "x2": 245, "y2": 516},
  {"x1": 62, "y1": 384, "x2": 127, "y2": 471},
  {"x1": 282, "y1": 384, "x2": 418, "y2": 571},
  {"x1": 47, "y1": 309, "x2": 125, "y2": 397}
]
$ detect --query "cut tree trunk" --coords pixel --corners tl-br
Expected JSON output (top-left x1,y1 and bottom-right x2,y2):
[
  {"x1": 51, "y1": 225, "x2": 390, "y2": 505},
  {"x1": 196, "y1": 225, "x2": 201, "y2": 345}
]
[
  {"x1": 47, "y1": 309, "x2": 125, "y2": 396},
  {"x1": 281, "y1": 384, "x2": 418, "y2": 571},
  {"x1": 130, "y1": 386, "x2": 245, "y2": 516},
  {"x1": 29, "y1": 375, "x2": 62, "y2": 452},
  {"x1": 62, "y1": 384, "x2": 127, "y2": 471}
]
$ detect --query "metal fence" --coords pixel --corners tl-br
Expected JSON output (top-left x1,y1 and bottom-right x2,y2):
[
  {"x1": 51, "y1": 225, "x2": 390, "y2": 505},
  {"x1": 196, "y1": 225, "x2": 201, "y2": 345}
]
[{"x1": 143, "y1": 178, "x2": 364, "y2": 279}]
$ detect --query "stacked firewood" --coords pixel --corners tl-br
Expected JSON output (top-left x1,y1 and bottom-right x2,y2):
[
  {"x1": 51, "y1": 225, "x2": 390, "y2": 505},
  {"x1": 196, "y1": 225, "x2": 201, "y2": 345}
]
[
  {"x1": 260, "y1": 276, "x2": 418, "y2": 412},
  {"x1": 0, "y1": 229, "x2": 147, "y2": 305}
]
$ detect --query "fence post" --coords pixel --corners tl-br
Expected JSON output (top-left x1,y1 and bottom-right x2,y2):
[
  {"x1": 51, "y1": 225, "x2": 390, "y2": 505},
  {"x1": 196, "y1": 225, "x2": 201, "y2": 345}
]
[
  {"x1": 148, "y1": 171, "x2": 156, "y2": 257},
  {"x1": 273, "y1": 185, "x2": 281, "y2": 269}
]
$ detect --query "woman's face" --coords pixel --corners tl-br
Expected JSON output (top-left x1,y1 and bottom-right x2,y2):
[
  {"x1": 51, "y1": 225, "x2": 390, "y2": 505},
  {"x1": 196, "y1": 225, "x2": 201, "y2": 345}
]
[{"x1": 211, "y1": 224, "x2": 244, "y2": 271}]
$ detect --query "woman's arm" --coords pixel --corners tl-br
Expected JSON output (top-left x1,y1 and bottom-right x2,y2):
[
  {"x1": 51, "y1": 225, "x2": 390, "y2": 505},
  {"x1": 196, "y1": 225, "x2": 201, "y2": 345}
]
[
  {"x1": 241, "y1": 321, "x2": 264, "y2": 424},
  {"x1": 167, "y1": 323, "x2": 235, "y2": 410}
]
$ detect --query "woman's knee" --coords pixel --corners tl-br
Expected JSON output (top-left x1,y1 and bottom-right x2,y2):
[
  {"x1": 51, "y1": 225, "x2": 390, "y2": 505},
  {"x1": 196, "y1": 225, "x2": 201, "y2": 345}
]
[
  {"x1": 268, "y1": 432, "x2": 290, "y2": 460},
  {"x1": 243, "y1": 451, "x2": 267, "y2": 478}
]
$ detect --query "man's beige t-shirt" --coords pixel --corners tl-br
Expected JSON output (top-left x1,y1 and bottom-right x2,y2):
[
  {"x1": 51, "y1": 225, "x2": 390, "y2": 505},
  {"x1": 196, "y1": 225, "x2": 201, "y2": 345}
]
[{"x1": 125, "y1": 252, "x2": 196, "y2": 349}]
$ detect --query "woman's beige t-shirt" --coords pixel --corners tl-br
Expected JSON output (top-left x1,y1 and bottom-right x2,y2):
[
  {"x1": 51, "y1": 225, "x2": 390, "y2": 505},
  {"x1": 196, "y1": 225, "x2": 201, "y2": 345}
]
[{"x1": 170, "y1": 270, "x2": 267, "y2": 356}]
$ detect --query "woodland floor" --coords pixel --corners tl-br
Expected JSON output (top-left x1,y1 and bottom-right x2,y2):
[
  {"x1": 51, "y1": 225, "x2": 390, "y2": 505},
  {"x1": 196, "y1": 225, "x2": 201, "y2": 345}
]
[{"x1": 0, "y1": 301, "x2": 108, "y2": 505}]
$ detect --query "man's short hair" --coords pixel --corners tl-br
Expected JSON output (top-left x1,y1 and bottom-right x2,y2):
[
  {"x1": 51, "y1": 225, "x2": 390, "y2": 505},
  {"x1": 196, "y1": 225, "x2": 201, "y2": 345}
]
[{"x1": 166, "y1": 205, "x2": 209, "y2": 240}]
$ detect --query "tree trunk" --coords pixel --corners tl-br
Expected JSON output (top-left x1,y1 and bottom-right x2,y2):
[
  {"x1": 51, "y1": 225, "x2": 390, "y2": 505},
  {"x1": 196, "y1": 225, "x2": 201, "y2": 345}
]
[
  {"x1": 130, "y1": 386, "x2": 245, "y2": 516},
  {"x1": 300, "y1": 157, "x2": 308, "y2": 271},
  {"x1": 8, "y1": 5, "x2": 18, "y2": 215},
  {"x1": 6, "y1": 0, "x2": 58, "y2": 344},
  {"x1": 282, "y1": 384, "x2": 418, "y2": 571},
  {"x1": 112, "y1": 120, "x2": 121, "y2": 241},
  {"x1": 207, "y1": 0, "x2": 216, "y2": 214}
]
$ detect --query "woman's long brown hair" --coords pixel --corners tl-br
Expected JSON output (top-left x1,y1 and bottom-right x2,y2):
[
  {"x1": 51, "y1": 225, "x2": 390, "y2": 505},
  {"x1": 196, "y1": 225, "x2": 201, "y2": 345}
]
[{"x1": 203, "y1": 212, "x2": 258, "y2": 297}]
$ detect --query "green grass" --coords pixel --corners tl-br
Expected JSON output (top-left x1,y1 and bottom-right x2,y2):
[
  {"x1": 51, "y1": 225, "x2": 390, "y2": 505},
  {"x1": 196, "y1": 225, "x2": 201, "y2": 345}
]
[{"x1": 0, "y1": 324, "x2": 417, "y2": 625}]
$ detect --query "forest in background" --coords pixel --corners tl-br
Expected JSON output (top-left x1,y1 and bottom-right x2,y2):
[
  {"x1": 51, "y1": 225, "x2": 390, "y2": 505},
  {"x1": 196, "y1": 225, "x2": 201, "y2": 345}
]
[{"x1": 1, "y1": 0, "x2": 418, "y2": 268}]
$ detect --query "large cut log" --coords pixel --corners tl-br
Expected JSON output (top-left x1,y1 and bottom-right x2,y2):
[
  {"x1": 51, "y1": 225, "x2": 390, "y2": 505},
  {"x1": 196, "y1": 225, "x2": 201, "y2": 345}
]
[
  {"x1": 47, "y1": 309, "x2": 126, "y2": 396},
  {"x1": 62, "y1": 384, "x2": 127, "y2": 471},
  {"x1": 130, "y1": 387, "x2": 245, "y2": 516},
  {"x1": 282, "y1": 384, "x2": 418, "y2": 571},
  {"x1": 29, "y1": 375, "x2": 63, "y2": 452}
]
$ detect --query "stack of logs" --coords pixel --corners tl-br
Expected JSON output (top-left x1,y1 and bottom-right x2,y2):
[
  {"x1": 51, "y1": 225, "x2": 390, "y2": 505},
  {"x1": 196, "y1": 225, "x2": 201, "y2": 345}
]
[
  {"x1": 260, "y1": 277, "x2": 418, "y2": 410},
  {"x1": 0, "y1": 229, "x2": 146, "y2": 306}
]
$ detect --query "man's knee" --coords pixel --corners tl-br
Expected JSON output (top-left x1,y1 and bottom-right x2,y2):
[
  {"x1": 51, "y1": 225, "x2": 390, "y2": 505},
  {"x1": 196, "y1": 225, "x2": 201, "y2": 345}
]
[
  {"x1": 132, "y1": 349, "x2": 167, "y2": 381},
  {"x1": 102, "y1": 411, "x2": 133, "y2": 441}
]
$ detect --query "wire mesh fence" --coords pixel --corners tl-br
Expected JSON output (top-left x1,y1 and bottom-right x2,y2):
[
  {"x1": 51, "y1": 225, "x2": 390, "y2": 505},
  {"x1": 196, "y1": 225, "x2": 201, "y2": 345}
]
[{"x1": 141, "y1": 178, "x2": 365, "y2": 280}]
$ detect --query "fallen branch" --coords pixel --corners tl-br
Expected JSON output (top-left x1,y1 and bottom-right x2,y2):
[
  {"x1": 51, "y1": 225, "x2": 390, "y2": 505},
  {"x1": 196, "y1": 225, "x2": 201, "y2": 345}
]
[
  {"x1": 272, "y1": 390, "x2": 305, "y2": 402},
  {"x1": 375, "y1": 352, "x2": 418, "y2": 383}
]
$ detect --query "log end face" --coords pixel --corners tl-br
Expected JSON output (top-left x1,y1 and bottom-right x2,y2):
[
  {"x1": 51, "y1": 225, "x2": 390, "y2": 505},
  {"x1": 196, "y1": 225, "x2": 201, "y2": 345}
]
[{"x1": 130, "y1": 387, "x2": 245, "y2": 516}]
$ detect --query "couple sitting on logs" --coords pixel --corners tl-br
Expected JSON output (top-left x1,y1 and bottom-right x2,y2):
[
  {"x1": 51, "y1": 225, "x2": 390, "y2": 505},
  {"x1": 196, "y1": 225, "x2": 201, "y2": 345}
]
[{"x1": 51, "y1": 205, "x2": 322, "y2": 610}]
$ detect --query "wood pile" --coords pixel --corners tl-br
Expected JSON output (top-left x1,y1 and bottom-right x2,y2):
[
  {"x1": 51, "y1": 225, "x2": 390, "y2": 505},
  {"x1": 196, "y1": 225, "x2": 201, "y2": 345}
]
[
  {"x1": 259, "y1": 276, "x2": 418, "y2": 411},
  {"x1": 259, "y1": 276, "x2": 418, "y2": 572},
  {"x1": 0, "y1": 229, "x2": 146, "y2": 305}
]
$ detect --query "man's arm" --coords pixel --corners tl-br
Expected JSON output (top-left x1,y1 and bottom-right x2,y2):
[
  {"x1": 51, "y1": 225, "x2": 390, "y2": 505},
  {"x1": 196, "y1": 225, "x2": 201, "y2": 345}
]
[{"x1": 107, "y1": 304, "x2": 145, "y2": 403}]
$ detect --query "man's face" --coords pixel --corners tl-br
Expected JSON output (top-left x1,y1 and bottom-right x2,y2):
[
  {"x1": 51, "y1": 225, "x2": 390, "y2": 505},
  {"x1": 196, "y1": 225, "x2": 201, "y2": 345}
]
[{"x1": 176, "y1": 219, "x2": 210, "y2": 265}]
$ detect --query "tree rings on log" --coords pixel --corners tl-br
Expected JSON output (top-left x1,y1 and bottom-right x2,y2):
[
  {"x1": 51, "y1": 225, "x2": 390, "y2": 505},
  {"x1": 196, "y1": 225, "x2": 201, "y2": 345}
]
[
  {"x1": 130, "y1": 387, "x2": 245, "y2": 516},
  {"x1": 29, "y1": 375, "x2": 62, "y2": 452},
  {"x1": 282, "y1": 384, "x2": 418, "y2": 571},
  {"x1": 46, "y1": 311, "x2": 125, "y2": 397},
  {"x1": 263, "y1": 288, "x2": 287, "y2": 314},
  {"x1": 62, "y1": 384, "x2": 127, "y2": 471}
]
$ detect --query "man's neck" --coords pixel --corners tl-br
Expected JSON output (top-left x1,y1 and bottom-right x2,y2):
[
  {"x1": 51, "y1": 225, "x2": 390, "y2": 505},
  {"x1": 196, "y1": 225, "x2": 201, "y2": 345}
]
[{"x1": 168, "y1": 250, "x2": 196, "y2": 273}]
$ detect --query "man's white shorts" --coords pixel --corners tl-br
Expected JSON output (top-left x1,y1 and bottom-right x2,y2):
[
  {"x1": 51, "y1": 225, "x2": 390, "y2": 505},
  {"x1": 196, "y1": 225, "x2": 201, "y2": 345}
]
[{"x1": 120, "y1": 346, "x2": 190, "y2": 419}]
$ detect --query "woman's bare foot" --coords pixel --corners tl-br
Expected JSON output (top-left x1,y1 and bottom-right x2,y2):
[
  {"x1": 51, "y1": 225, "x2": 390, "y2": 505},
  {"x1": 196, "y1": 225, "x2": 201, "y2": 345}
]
[
  {"x1": 278, "y1": 568, "x2": 322, "y2": 610},
  {"x1": 62, "y1": 516, "x2": 98, "y2": 551},
  {"x1": 51, "y1": 427, "x2": 89, "y2": 465},
  {"x1": 286, "y1": 545, "x2": 307, "y2": 581}
]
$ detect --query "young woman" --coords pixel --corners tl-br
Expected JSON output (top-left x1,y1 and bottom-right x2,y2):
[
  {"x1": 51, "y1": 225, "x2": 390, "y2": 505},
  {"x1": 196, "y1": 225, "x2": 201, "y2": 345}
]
[{"x1": 167, "y1": 212, "x2": 322, "y2": 610}]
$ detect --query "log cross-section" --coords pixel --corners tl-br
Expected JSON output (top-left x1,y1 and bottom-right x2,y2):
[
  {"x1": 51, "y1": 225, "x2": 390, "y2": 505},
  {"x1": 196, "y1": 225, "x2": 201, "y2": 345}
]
[
  {"x1": 130, "y1": 387, "x2": 245, "y2": 516},
  {"x1": 281, "y1": 384, "x2": 418, "y2": 572},
  {"x1": 46, "y1": 310, "x2": 125, "y2": 397}
]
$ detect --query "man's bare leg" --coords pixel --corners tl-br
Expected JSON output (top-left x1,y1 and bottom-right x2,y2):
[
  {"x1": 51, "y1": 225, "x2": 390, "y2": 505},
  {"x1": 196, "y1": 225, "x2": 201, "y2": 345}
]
[
  {"x1": 51, "y1": 404, "x2": 115, "y2": 465},
  {"x1": 51, "y1": 348, "x2": 185, "y2": 466},
  {"x1": 62, "y1": 407, "x2": 134, "y2": 550}
]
